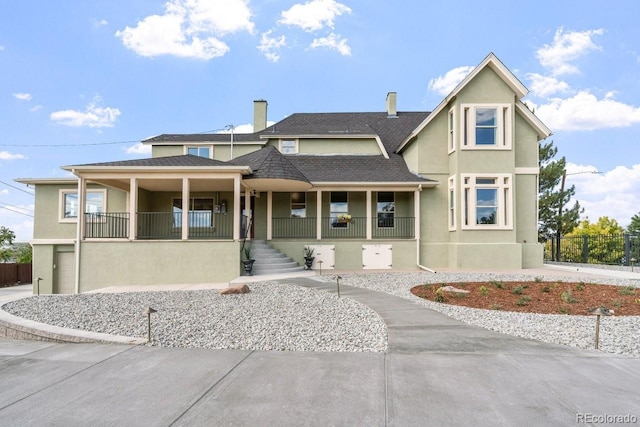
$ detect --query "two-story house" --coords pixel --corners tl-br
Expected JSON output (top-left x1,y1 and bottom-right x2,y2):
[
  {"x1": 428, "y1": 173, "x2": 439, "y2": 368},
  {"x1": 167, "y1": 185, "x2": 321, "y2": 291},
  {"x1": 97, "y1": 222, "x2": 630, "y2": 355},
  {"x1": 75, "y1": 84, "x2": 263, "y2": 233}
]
[{"x1": 18, "y1": 53, "x2": 551, "y2": 294}]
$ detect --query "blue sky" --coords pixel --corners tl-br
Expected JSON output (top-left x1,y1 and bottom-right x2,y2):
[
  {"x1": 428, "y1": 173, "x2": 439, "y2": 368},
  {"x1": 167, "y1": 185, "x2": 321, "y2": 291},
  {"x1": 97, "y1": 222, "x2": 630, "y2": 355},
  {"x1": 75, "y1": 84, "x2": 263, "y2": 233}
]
[{"x1": 2, "y1": 0, "x2": 639, "y2": 241}]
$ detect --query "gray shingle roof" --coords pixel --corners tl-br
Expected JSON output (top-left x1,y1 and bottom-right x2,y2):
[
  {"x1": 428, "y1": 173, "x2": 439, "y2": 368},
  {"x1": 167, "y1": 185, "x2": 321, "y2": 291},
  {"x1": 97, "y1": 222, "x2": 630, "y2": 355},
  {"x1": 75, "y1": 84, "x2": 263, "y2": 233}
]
[
  {"x1": 229, "y1": 146, "x2": 310, "y2": 183},
  {"x1": 69, "y1": 155, "x2": 230, "y2": 168},
  {"x1": 144, "y1": 133, "x2": 263, "y2": 143}
]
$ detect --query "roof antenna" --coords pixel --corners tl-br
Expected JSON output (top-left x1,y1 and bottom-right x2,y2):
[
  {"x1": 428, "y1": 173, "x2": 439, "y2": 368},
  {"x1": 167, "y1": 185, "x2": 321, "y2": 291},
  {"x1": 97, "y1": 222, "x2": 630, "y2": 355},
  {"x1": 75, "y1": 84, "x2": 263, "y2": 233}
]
[{"x1": 225, "y1": 124, "x2": 235, "y2": 160}]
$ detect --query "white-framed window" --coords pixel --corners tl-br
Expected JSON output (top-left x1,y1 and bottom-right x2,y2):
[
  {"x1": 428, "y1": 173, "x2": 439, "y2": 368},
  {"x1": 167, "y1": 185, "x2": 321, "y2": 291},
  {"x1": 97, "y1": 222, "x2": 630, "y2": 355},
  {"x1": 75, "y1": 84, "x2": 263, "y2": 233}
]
[
  {"x1": 461, "y1": 104, "x2": 511, "y2": 149},
  {"x1": 280, "y1": 139, "x2": 298, "y2": 154},
  {"x1": 448, "y1": 108, "x2": 455, "y2": 153},
  {"x1": 172, "y1": 198, "x2": 214, "y2": 227},
  {"x1": 291, "y1": 192, "x2": 306, "y2": 218},
  {"x1": 461, "y1": 174, "x2": 512, "y2": 229},
  {"x1": 330, "y1": 192, "x2": 349, "y2": 228},
  {"x1": 377, "y1": 192, "x2": 395, "y2": 228},
  {"x1": 59, "y1": 189, "x2": 106, "y2": 223},
  {"x1": 186, "y1": 146, "x2": 211, "y2": 158},
  {"x1": 448, "y1": 177, "x2": 456, "y2": 230}
]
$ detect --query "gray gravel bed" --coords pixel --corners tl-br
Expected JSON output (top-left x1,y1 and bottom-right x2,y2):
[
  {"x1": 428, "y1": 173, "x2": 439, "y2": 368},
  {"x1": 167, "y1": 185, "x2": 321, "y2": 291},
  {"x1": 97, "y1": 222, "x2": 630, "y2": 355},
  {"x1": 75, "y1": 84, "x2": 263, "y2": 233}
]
[
  {"x1": 3, "y1": 282, "x2": 387, "y2": 352},
  {"x1": 318, "y1": 271, "x2": 640, "y2": 357}
]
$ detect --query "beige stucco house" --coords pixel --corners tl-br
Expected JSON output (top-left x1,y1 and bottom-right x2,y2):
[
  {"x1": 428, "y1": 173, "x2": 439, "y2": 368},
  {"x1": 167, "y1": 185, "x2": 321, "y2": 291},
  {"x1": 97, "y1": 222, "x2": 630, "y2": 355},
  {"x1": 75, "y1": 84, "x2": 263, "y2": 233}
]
[{"x1": 18, "y1": 53, "x2": 551, "y2": 294}]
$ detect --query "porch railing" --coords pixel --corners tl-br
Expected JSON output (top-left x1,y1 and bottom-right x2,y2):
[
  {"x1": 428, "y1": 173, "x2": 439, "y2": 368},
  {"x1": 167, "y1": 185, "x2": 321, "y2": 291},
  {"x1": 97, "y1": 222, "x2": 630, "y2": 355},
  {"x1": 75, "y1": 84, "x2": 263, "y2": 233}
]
[
  {"x1": 272, "y1": 217, "x2": 415, "y2": 239},
  {"x1": 84, "y1": 213, "x2": 129, "y2": 238},
  {"x1": 137, "y1": 212, "x2": 181, "y2": 240}
]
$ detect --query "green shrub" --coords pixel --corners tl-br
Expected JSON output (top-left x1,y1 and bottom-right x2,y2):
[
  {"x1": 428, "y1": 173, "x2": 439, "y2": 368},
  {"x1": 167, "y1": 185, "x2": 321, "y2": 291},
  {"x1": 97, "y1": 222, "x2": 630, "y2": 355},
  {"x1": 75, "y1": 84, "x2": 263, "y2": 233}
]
[
  {"x1": 575, "y1": 282, "x2": 586, "y2": 291},
  {"x1": 558, "y1": 306, "x2": 570, "y2": 314},
  {"x1": 478, "y1": 285, "x2": 489, "y2": 296},
  {"x1": 512, "y1": 286, "x2": 524, "y2": 295},
  {"x1": 534, "y1": 276, "x2": 543, "y2": 283},
  {"x1": 560, "y1": 289, "x2": 577, "y2": 304},
  {"x1": 490, "y1": 280, "x2": 505, "y2": 289},
  {"x1": 517, "y1": 296, "x2": 531, "y2": 306},
  {"x1": 541, "y1": 285, "x2": 551, "y2": 293},
  {"x1": 618, "y1": 286, "x2": 636, "y2": 296},
  {"x1": 490, "y1": 304, "x2": 502, "y2": 310}
]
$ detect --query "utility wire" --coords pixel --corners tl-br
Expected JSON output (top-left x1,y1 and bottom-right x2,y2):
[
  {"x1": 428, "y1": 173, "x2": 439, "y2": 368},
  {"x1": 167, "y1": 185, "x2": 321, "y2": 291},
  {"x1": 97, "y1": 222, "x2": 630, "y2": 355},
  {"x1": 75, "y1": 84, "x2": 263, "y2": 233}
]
[
  {"x1": 0, "y1": 200, "x2": 33, "y2": 213},
  {"x1": 0, "y1": 205, "x2": 33, "y2": 217},
  {"x1": 0, "y1": 180, "x2": 34, "y2": 196}
]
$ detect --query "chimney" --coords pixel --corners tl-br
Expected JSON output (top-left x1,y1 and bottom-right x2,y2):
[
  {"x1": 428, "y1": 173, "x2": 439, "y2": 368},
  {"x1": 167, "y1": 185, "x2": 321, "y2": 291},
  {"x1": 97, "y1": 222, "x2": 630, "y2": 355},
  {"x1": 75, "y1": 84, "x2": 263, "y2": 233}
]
[
  {"x1": 386, "y1": 92, "x2": 397, "y2": 117},
  {"x1": 253, "y1": 99, "x2": 268, "y2": 132}
]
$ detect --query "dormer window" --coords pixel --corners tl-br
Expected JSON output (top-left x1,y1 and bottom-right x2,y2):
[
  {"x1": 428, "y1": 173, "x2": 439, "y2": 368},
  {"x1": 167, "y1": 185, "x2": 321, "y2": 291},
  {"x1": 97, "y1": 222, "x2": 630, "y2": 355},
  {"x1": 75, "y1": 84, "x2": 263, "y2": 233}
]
[
  {"x1": 186, "y1": 146, "x2": 211, "y2": 158},
  {"x1": 280, "y1": 139, "x2": 298, "y2": 154},
  {"x1": 461, "y1": 104, "x2": 511, "y2": 150}
]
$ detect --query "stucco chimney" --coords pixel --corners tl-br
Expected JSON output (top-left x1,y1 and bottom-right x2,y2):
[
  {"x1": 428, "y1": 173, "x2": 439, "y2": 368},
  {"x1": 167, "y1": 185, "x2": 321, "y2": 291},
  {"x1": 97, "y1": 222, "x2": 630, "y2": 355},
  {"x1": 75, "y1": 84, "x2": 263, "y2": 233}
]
[
  {"x1": 386, "y1": 92, "x2": 397, "y2": 117},
  {"x1": 253, "y1": 99, "x2": 268, "y2": 132}
]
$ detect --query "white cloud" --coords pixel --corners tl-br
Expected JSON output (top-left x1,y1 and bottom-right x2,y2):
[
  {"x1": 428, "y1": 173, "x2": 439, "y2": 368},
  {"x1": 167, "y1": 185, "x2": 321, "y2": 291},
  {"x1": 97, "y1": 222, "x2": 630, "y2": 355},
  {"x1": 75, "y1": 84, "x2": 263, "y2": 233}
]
[
  {"x1": 428, "y1": 66, "x2": 474, "y2": 96},
  {"x1": 258, "y1": 30, "x2": 286, "y2": 62},
  {"x1": 217, "y1": 122, "x2": 269, "y2": 134},
  {"x1": 50, "y1": 96, "x2": 121, "y2": 128},
  {"x1": 124, "y1": 143, "x2": 152, "y2": 155},
  {"x1": 0, "y1": 190, "x2": 8, "y2": 196},
  {"x1": 279, "y1": 0, "x2": 351, "y2": 32},
  {"x1": 13, "y1": 93, "x2": 32, "y2": 101},
  {"x1": 29, "y1": 105, "x2": 42, "y2": 112},
  {"x1": 310, "y1": 33, "x2": 350, "y2": 56},
  {"x1": 0, "y1": 151, "x2": 26, "y2": 160},
  {"x1": 526, "y1": 73, "x2": 570, "y2": 98},
  {"x1": 536, "y1": 91, "x2": 640, "y2": 131},
  {"x1": 116, "y1": 0, "x2": 254, "y2": 60},
  {"x1": 92, "y1": 18, "x2": 108, "y2": 27},
  {"x1": 536, "y1": 28, "x2": 604, "y2": 75},
  {"x1": 568, "y1": 162, "x2": 640, "y2": 226}
]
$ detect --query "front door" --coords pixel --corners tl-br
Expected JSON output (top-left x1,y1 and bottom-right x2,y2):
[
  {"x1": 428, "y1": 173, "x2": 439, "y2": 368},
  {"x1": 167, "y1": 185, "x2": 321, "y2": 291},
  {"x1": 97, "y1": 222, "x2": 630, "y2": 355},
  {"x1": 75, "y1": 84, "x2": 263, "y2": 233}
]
[{"x1": 55, "y1": 251, "x2": 75, "y2": 294}]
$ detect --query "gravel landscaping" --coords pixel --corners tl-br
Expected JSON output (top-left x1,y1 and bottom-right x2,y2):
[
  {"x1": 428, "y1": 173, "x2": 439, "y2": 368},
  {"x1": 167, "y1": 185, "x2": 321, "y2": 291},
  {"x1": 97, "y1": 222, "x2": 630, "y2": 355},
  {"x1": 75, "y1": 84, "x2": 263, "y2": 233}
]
[{"x1": 2, "y1": 270, "x2": 639, "y2": 357}]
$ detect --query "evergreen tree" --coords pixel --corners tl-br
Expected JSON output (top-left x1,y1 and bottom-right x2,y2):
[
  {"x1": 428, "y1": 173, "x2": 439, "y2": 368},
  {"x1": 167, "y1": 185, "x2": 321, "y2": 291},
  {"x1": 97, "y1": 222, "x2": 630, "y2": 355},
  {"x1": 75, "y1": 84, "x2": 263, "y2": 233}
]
[
  {"x1": 628, "y1": 212, "x2": 640, "y2": 236},
  {"x1": 537, "y1": 140, "x2": 582, "y2": 242}
]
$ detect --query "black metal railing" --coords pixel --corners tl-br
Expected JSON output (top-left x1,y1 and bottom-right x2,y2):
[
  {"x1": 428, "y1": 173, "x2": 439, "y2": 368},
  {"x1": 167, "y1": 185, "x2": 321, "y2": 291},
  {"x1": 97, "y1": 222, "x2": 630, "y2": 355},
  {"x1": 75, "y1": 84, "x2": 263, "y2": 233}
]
[
  {"x1": 545, "y1": 233, "x2": 640, "y2": 266},
  {"x1": 271, "y1": 216, "x2": 415, "y2": 239},
  {"x1": 84, "y1": 213, "x2": 129, "y2": 238},
  {"x1": 137, "y1": 212, "x2": 181, "y2": 240}
]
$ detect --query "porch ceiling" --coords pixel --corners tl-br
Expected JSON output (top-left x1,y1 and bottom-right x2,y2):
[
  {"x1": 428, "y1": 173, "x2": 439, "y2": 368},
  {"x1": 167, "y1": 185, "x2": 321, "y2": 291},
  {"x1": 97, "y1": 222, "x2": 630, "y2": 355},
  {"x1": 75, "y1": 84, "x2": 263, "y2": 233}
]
[
  {"x1": 242, "y1": 178, "x2": 312, "y2": 192},
  {"x1": 89, "y1": 178, "x2": 236, "y2": 192}
]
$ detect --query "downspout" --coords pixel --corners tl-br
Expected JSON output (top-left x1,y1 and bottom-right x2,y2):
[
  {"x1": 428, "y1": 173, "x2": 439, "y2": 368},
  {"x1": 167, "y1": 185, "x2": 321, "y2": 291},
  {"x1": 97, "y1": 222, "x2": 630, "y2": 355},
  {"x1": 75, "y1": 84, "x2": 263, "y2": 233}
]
[
  {"x1": 414, "y1": 184, "x2": 437, "y2": 274},
  {"x1": 74, "y1": 172, "x2": 83, "y2": 294}
]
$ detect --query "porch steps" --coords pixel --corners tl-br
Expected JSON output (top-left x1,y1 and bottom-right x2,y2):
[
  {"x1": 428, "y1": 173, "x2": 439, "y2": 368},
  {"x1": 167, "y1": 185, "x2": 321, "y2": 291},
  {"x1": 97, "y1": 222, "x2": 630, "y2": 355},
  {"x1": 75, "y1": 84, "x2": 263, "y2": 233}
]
[{"x1": 247, "y1": 240, "x2": 306, "y2": 275}]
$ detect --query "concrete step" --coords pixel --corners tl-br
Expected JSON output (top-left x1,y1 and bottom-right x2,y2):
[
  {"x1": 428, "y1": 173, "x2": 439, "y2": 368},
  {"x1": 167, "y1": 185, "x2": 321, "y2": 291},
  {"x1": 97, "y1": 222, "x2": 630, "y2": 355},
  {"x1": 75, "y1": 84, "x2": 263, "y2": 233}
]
[
  {"x1": 253, "y1": 265, "x2": 305, "y2": 275},
  {"x1": 253, "y1": 261, "x2": 300, "y2": 270},
  {"x1": 254, "y1": 257, "x2": 295, "y2": 265}
]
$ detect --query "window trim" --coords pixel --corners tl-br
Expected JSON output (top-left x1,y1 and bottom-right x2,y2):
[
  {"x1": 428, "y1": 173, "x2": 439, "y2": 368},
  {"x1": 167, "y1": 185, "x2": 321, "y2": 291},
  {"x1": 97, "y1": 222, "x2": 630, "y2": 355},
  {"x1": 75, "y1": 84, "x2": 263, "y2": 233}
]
[
  {"x1": 448, "y1": 176, "x2": 456, "y2": 230},
  {"x1": 460, "y1": 104, "x2": 511, "y2": 150},
  {"x1": 184, "y1": 145, "x2": 212, "y2": 158},
  {"x1": 280, "y1": 139, "x2": 298, "y2": 154},
  {"x1": 59, "y1": 189, "x2": 107, "y2": 223},
  {"x1": 460, "y1": 174, "x2": 512, "y2": 230}
]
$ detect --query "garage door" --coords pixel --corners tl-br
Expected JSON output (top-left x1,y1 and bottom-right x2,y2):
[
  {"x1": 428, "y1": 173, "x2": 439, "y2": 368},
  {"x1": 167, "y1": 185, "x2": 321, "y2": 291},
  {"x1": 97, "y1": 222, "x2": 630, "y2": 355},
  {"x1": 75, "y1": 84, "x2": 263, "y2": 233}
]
[{"x1": 55, "y1": 251, "x2": 75, "y2": 294}]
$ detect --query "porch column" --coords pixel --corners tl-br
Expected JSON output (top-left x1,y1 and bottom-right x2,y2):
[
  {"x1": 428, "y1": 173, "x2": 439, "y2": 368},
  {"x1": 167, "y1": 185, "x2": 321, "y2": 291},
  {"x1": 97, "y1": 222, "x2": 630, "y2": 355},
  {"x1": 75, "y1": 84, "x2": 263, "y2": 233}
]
[
  {"x1": 181, "y1": 178, "x2": 189, "y2": 240},
  {"x1": 233, "y1": 176, "x2": 241, "y2": 240},
  {"x1": 316, "y1": 190, "x2": 322, "y2": 240},
  {"x1": 244, "y1": 189, "x2": 251, "y2": 240},
  {"x1": 74, "y1": 176, "x2": 86, "y2": 294},
  {"x1": 414, "y1": 189, "x2": 421, "y2": 240},
  {"x1": 128, "y1": 178, "x2": 138, "y2": 241},
  {"x1": 366, "y1": 190, "x2": 372, "y2": 240},
  {"x1": 266, "y1": 191, "x2": 273, "y2": 240}
]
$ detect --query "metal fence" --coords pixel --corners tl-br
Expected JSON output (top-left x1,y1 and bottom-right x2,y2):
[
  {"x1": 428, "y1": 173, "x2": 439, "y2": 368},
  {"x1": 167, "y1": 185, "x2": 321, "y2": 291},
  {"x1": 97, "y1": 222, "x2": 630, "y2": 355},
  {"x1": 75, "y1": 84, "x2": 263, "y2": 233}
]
[
  {"x1": 272, "y1": 217, "x2": 415, "y2": 239},
  {"x1": 544, "y1": 233, "x2": 640, "y2": 266}
]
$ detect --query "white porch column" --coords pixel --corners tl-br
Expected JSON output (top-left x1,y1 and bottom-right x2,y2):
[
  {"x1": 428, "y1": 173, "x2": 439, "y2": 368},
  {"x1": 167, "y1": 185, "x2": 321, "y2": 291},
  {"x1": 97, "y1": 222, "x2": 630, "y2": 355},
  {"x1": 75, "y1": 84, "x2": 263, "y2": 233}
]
[
  {"x1": 74, "y1": 176, "x2": 86, "y2": 294},
  {"x1": 366, "y1": 190, "x2": 372, "y2": 240},
  {"x1": 267, "y1": 191, "x2": 273, "y2": 240},
  {"x1": 414, "y1": 189, "x2": 421, "y2": 240},
  {"x1": 181, "y1": 178, "x2": 189, "y2": 240},
  {"x1": 316, "y1": 190, "x2": 322, "y2": 240},
  {"x1": 233, "y1": 176, "x2": 241, "y2": 241},
  {"x1": 129, "y1": 178, "x2": 138, "y2": 240},
  {"x1": 244, "y1": 189, "x2": 251, "y2": 240}
]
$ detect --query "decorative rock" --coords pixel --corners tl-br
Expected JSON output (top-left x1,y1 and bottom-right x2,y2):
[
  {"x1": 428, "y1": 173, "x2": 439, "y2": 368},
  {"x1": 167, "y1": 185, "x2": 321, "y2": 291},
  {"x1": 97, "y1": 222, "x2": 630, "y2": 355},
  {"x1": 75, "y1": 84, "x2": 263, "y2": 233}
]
[
  {"x1": 219, "y1": 284, "x2": 251, "y2": 295},
  {"x1": 440, "y1": 285, "x2": 469, "y2": 294}
]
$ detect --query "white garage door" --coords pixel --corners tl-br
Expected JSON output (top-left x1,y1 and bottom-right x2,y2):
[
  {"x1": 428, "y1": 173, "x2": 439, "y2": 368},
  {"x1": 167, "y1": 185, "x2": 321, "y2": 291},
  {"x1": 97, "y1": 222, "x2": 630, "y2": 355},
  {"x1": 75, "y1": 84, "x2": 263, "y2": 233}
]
[
  {"x1": 362, "y1": 244, "x2": 392, "y2": 269},
  {"x1": 55, "y1": 251, "x2": 75, "y2": 294}
]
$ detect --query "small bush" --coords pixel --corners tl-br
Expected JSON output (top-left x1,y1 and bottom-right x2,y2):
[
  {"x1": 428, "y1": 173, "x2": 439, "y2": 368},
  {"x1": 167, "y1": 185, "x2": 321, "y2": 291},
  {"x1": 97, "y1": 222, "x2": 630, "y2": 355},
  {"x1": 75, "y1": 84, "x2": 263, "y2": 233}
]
[
  {"x1": 541, "y1": 285, "x2": 551, "y2": 293},
  {"x1": 512, "y1": 286, "x2": 525, "y2": 295},
  {"x1": 534, "y1": 276, "x2": 543, "y2": 283},
  {"x1": 618, "y1": 286, "x2": 636, "y2": 296},
  {"x1": 560, "y1": 289, "x2": 577, "y2": 304},
  {"x1": 517, "y1": 296, "x2": 531, "y2": 306},
  {"x1": 478, "y1": 285, "x2": 489, "y2": 296},
  {"x1": 490, "y1": 303, "x2": 502, "y2": 310},
  {"x1": 575, "y1": 282, "x2": 586, "y2": 291},
  {"x1": 558, "y1": 306, "x2": 570, "y2": 314},
  {"x1": 490, "y1": 280, "x2": 505, "y2": 289},
  {"x1": 612, "y1": 299, "x2": 623, "y2": 309},
  {"x1": 434, "y1": 287, "x2": 445, "y2": 303}
]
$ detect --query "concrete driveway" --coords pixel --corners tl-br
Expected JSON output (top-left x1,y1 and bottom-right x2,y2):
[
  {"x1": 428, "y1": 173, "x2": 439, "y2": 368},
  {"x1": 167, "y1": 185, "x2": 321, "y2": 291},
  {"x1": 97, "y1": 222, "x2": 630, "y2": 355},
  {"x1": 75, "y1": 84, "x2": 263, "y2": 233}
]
[{"x1": 0, "y1": 275, "x2": 639, "y2": 426}]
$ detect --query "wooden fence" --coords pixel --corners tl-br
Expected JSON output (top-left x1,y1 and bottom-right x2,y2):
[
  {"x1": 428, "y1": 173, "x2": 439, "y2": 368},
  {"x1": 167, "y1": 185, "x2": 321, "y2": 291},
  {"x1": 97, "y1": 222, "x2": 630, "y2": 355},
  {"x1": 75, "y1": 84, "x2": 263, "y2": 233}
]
[{"x1": 0, "y1": 264, "x2": 32, "y2": 286}]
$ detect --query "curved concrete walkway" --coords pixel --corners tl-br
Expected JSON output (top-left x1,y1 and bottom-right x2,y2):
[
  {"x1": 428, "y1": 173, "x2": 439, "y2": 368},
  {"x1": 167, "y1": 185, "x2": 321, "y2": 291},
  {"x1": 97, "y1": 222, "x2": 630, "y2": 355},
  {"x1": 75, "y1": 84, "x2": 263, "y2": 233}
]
[{"x1": 0, "y1": 275, "x2": 639, "y2": 425}]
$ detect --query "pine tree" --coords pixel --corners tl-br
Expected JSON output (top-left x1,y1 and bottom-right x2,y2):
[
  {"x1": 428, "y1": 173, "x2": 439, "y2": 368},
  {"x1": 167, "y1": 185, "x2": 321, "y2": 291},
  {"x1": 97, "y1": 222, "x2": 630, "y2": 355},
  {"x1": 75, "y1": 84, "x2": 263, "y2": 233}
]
[{"x1": 537, "y1": 140, "x2": 582, "y2": 243}]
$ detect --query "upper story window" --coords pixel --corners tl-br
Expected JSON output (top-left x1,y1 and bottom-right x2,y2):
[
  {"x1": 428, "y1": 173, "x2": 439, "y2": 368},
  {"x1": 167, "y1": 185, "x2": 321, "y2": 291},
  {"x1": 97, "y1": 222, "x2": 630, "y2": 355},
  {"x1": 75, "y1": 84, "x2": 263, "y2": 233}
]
[
  {"x1": 448, "y1": 108, "x2": 455, "y2": 153},
  {"x1": 59, "y1": 189, "x2": 106, "y2": 223},
  {"x1": 461, "y1": 174, "x2": 512, "y2": 230},
  {"x1": 291, "y1": 192, "x2": 306, "y2": 218},
  {"x1": 186, "y1": 146, "x2": 211, "y2": 158},
  {"x1": 280, "y1": 139, "x2": 298, "y2": 154},
  {"x1": 461, "y1": 104, "x2": 511, "y2": 150},
  {"x1": 448, "y1": 177, "x2": 456, "y2": 230},
  {"x1": 377, "y1": 192, "x2": 395, "y2": 228}
]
